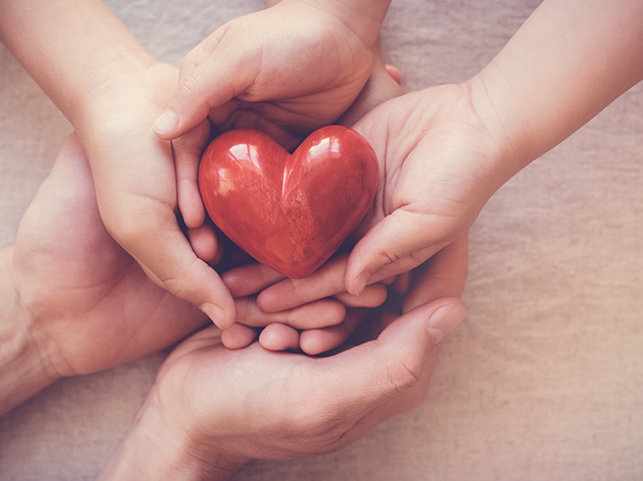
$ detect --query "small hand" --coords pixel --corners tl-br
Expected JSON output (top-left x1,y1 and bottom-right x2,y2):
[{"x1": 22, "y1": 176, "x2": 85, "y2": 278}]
[
  {"x1": 246, "y1": 83, "x2": 504, "y2": 315},
  {"x1": 79, "y1": 62, "x2": 235, "y2": 328},
  {"x1": 152, "y1": 0, "x2": 388, "y2": 236}
]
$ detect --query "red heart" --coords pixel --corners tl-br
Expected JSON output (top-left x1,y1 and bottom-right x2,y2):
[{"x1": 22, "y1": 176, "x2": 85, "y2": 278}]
[{"x1": 198, "y1": 126, "x2": 378, "y2": 279}]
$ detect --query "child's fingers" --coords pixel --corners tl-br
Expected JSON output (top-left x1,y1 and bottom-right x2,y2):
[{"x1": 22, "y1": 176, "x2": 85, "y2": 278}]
[
  {"x1": 186, "y1": 223, "x2": 220, "y2": 263},
  {"x1": 221, "y1": 262, "x2": 286, "y2": 297},
  {"x1": 333, "y1": 283, "x2": 388, "y2": 308},
  {"x1": 344, "y1": 207, "x2": 452, "y2": 296},
  {"x1": 235, "y1": 297, "x2": 346, "y2": 330},
  {"x1": 173, "y1": 119, "x2": 210, "y2": 229},
  {"x1": 154, "y1": 28, "x2": 257, "y2": 140}
]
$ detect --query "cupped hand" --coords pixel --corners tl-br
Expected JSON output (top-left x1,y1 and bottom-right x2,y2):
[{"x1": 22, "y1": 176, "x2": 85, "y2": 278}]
[
  {"x1": 8, "y1": 134, "x2": 209, "y2": 377},
  {"x1": 251, "y1": 83, "x2": 511, "y2": 313},
  {"x1": 77, "y1": 61, "x2": 235, "y2": 329},
  {"x1": 132, "y1": 292, "x2": 466, "y2": 473},
  {"x1": 152, "y1": 0, "x2": 387, "y2": 234}
]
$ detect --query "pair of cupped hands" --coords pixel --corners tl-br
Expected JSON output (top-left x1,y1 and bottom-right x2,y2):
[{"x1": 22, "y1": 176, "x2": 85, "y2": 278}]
[{"x1": 6, "y1": 0, "x2": 508, "y2": 466}]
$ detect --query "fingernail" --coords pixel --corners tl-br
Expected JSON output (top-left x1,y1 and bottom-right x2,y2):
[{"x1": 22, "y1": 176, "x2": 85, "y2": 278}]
[
  {"x1": 202, "y1": 302, "x2": 227, "y2": 329},
  {"x1": 427, "y1": 302, "x2": 467, "y2": 345},
  {"x1": 352, "y1": 272, "x2": 369, "y2": 296},
  {"x1": 153, "y1": 109, "x2": 179, "y2": 135}
]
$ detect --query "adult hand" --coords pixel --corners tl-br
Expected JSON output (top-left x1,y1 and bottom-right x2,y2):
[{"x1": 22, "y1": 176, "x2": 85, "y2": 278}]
[
  {"x1": 0, "y1": 0, "x2": 235, "y2": 329},
  {"x1": 6, "y1": 134, "x2": 208, "y2": 381},
  {"x1": 96, "y1": 281, "x2": 466, "y2": 480}
]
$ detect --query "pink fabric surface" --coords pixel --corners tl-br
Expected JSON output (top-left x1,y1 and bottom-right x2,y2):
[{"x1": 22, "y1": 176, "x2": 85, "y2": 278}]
[{"x1": 1, "y1": 1, "x2": 642, "y2": 480}]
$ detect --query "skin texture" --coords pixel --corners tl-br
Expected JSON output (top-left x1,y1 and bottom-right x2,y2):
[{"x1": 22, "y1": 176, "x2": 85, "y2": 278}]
[
  {"x1": 244, "y1": 0, "x2": 643, "y2": 313},
  {"x1": 96, "y1": 279, "x2": 467, "y2": 481},
  {"x1": 0, "y1": 135, "x2": 360, "y2": 414}
]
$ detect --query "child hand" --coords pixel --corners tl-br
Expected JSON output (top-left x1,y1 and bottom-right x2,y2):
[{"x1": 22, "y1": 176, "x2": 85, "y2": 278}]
[{"x1": 153, "y1": 0, "x2": 390, "y2": 237}]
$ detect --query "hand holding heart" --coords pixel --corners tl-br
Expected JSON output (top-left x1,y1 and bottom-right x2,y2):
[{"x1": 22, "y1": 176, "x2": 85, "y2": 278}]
[{"x1": 231, "y1": 84, "x2": 509, "y2": 319}]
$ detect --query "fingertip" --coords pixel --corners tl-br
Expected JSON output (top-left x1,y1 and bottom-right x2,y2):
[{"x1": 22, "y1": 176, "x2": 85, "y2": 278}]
[
  {"x1": 221, "y1": 324, "x2": 258, "y2": 349},
  {"x1": 187, "y1": 224, "x2": 219, "y2": 262},
  {"x1": 259, "y1": 324, "x2": 300, "y2": 352},
  {"x1": 346, "y1": 271, "x2": 369, "y2": 297},
  {"x1": 426, "y1": 299, "x2": 467, "y2": 346},
  {"x1": 153, "y1": 109, "x2": 180, "y2": 139},
  {"x1": 201, "y1": 299, "x2": 236, "y2": 330}
]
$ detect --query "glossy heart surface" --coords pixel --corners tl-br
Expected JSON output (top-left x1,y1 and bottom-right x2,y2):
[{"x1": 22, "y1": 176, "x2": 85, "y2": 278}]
[{"x1": 198, "y1": 126, "x2": 379, "y2": 278}]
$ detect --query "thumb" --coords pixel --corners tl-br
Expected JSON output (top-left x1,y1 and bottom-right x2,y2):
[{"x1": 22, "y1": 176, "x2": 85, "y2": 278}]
[
  {"x1": 322, "y1": 297, "x2": 466, "y2": 418},
  {"x1": 153, "y1": 33, "x2": 255, "y2": 139},
  {"x1": 345, "y1": 207, "x2": 454, "y2": 295}
]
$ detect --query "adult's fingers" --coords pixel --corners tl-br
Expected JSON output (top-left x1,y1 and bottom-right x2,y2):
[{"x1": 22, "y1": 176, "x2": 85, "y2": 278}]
[
  {"x1": 313, "y1": 297, "x2": 466, "y2": 418},
  {"x1": 235, "y1": 297, "x2": 346, "y2": 330},
  {"x1": 257, "y1": 253, "x2": 396, "y2": 312}
]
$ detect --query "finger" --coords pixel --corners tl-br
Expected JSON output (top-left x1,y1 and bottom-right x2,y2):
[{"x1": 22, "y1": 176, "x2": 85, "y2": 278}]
[
  {"x1": 259, "y1": 324, "x2": 301, "y2": 352},
  {"x1": 221, "y1": 262, "x2": 286, "y2": 297},
  {"x1": 344, "y1": 208, "x2": 451, "y2": 295},
  {"x1": 257, "y1": 253, "x2": 399, "y2": 312},
  {"x1": 257, "y1": 254, "x2": 349, "y2": 312},
  {"x1": 186, "y1": 223, "x2": 219, "y2": 263},
  {"x1": 333, "y1": 283, "x2": 388, "y2": 308},
  {"x1": 235, "y1": 297, "x2": 346, "y2": 330},
  {"x1": 153, "y1": 28, "x2": 257, "y2": 139},
  {"x1": 314, "y1": 297, "x2": 466, "y2": 415},
  {"x1": 391, "y1": 271, "x2": 412, "y2": 296},
  {"x1": 221, "y1": 323, "x2": 259, "y2": 350},
  {"x1": 403, "y1": 234, "x2": 469, "y2": 313},
  {"x1": 173, "y1": 119, "x2": 210, "y2": 229},
  {"x1": 384, "y1": 64, "x2": 403, "y2": 85},
  {"x1": 116, "y1": 209, "x2": 236, "y2": 329},
  {"x1": 299, "y1": 308, "x2": 366, "y2": 356}
]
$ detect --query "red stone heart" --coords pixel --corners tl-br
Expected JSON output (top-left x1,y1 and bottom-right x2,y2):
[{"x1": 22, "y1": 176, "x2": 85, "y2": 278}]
[{"x1": 198, "y1": 126, "x2": 379, "y2": 278}]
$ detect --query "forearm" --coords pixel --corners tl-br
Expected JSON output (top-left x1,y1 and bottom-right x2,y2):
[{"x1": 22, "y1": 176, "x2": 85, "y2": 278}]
[
  {"x1": 0, "y1": 247, "x2": 59, "y2": 415},
  {"x1": 294, "y1": 0, "x2": 391, "y2": 45},
  {"x1": 471, "y1": 0, "x2": 643, "y2": 175},
  {"x1": 0, "y1": 0, "x2": 156, "y2": 126},
  {"x1": 96, "y1": 394, "x2": 248, "y2": 481}
]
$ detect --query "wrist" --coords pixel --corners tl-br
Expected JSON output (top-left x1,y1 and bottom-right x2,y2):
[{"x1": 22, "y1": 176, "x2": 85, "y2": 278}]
[
  {"x1": 0, "y1": 247, "x2": 60, "y2": 415},
  {"x1": 97, "y1": 390, "x2": 248, "y2": 481},
  {"x1": 464, "y1": 69, "x2": 537, "y2": 180},
  {"x1": 291, "y1": 0, "x2": 390, "y2": 46},
  {"x1": 72, "y1": 53, "x2": 162, "y2": 129}
]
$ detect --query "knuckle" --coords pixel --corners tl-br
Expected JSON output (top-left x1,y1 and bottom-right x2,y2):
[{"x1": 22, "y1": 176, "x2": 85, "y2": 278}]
[
  {"x1": 386, "y1": 355, "x2": 423, "y2": 395},
  {"x1": 287, "y1": 403, "x2": 350, "y2": 454},
  {"x1": 179, "y1": 73, "x2": 202, "y2": 99}
]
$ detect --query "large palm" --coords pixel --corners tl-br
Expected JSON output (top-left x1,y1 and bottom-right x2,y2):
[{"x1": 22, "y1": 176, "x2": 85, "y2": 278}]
[{"x1": 10, "y1": 135, "x2": 207, "y2": 377}]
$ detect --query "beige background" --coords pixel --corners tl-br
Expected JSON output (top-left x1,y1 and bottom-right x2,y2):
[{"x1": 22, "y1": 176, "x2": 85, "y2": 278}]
[{"x1": 1, "y1": 1, "x2": 642, "y2": 479}]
